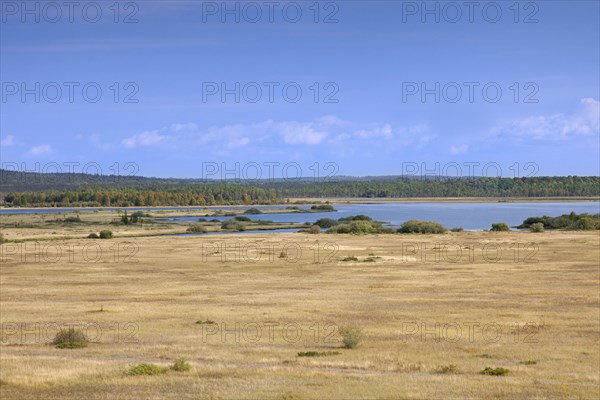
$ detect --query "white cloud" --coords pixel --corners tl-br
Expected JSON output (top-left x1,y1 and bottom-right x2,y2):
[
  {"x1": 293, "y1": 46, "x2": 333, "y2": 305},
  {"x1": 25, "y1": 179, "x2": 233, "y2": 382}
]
[
  {"x1": 122, "y1": 130, "x2": 170, "y2": 149},
  {"x1": 28, "y1": 144, "x2": 53, "y2": 155},
  {"x1": 491, "y1": 98, "x2": 600, "y2": 141},
  {"x1": 450, "y1": 144, "x2": 469, "y2": 155},
  {"x1": 226, "y1": 137, "x2": 250, "y2": 148},
  {"x1": 170, "y1": 122, "x2": 198, "y2": 132},
  {"x1": 1, "y1": 135, "x2": 17, "y2": 146},
  {"x1": 90, "y1": 134, "x2": 113, "y2": 150},
  {"x1": 280, "y1": 122, "x2": 327, "y2": 145}
]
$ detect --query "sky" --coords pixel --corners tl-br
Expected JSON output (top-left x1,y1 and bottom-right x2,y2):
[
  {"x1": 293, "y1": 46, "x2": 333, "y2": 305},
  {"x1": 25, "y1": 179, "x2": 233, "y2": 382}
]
[{"x1": 1, "y1": 0, "x2": 599, "y2": 180}]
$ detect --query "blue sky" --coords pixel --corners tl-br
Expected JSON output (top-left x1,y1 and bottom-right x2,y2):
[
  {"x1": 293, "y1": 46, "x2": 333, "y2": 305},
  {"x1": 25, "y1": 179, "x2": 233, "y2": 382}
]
[{"x1": 1, "y1": 0, "x2": 599, "y2": 179}]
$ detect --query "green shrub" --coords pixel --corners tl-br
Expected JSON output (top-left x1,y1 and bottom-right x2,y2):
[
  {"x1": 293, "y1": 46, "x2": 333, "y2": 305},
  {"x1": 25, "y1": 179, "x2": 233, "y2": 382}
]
[
  {"x1": 490, "y1": 223, "x2": 510, "y2": 232},
  {"x1": 480, "y1": 367, "x2": 509, "y2": 376},
  {"x1": 308, "y1": 225, "x2": 321, "y2": 234},
  {"x1": 87, "y1": 233, "x2": 99, "y2": 239},
  {"x1": 244, "y1": 208, "x2": 263, "y2": 214},
  {"x1": 530, "y1": 223, "x2": 544, "y2": 233},
  {"x1": 187, "y1": 225, "x2": 207, "y2": 233},
  {"x1": 64, "y1": 216, "x2": 81, "y2": 223},
  {"x1": 338, "y1": 325, "x2": 363, "y2": 349},
  {"x1": 221, "y1": 220, "x2": 245, "y2": 231},
  {"x1": 311, "y1": 204, "x2": 336, "y2": 212},
  {"x1": 52, "y1": 328, "x2": 88, "y2": 349},
  {"x1": 170, "y1": 358, "x2": 191, "y2": 372},
  {"x1": 99, "y1": 230, "x2": 113, "y2": 239},
  {"x1": 450, "y1": 227, "x2": 464, "y2": 232},
  {"x1": 315, "y1": 218, "x2": 338, "y2": 228},
  {"x1": 338, "y1": 215, "x2": 372, "y2": 222},
  {"x1": 327, "y1": 223, "x2": 352, "y2": 234},
  {"x1": 128, "y1": 363, "x2": 165, "y2": 376},
  {"x1": 197, "y1": 218, "x2": 207, "y2": 222},
  {"x1": 341, "y1": 256, "x2": 358, "y2": 262},
  {"x1": 234, "y1": 216, "x2": 251, "y2": 222},
  {"x1": 349, "y1": 221, "x2": 375, "y2": 234},
  {"x1": 398, "y1": 220, "x2": 447, "y2": 234},
  {"x1": 518, "y1": 212, "x2": 600, "y2": 230}
]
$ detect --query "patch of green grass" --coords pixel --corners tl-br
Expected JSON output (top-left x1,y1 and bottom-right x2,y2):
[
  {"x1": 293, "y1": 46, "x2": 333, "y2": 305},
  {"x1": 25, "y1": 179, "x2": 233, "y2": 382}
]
[
  {"x1": 480, "y1": 367, "x2": 509, "y2": 376},
  {"x1": 297, "y1": 351, "x2": 341, "y2": 357},
  {"x1": 128, "y1": 363, "x2": 165, "y2": 376},
  {"x1": 170, "y1": 358, "x2": 192, "y2": 372},
  {"x1": 341, "y1": 256, "x2": 358, "y2": 262}
]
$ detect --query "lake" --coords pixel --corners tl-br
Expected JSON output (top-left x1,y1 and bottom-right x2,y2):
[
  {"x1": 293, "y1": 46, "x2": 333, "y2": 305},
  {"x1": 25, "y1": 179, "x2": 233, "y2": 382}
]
[{"x1": 157, "y1": 202, "x2": 599, "y2": 230}]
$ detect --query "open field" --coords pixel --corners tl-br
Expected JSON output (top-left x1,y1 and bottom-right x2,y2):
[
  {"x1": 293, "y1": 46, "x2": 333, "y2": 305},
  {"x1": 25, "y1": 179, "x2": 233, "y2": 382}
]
[{"x1": 1, "y1": 228, "x2": 599, "y2": 399}]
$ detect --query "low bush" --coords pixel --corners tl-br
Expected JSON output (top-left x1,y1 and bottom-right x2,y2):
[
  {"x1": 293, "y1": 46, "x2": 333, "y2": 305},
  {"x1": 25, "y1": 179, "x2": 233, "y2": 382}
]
[
  {"x1": 99, "y1": 230, "x2": 113, "y2": 239},
  {"x1": 480, "y1": 367, "x2": 509, "y2": 376},
  {"x1": 128, "y1": 363, "x2": 165, "y2": 376},
  {"x1": 87, "y1": 233, "x2": 99, "y2": 239},
  {"x1": 308, "y1": 225, "x2": 321, "y2": 234},
  {"x1": 52, "y1": 328, "x2": 88, "y2": 349},
  {"x1": 490, "y1": 222, "x2": 510, "y2": 232},
  {"x1": 398, "y1": 220, "x2": 447, "y2": 234},
  {"x1": 314, "y1": 218, "x2": 338, "y2": 228},
  {"x1": 244, "y1": 208, "x2": 263, "y2": 214},
  {"x1": 64, "y1": 216, "x2": 81, "y2": 223},
  {"x1": 234, "y1": 216, "x2": 251, "y2": 222},
  {"x1": 187, "y1": 225, "x2": 207, "y2": 233},
  {"x1": 338, "y1": 215, "x2": 372, "y2": 222},
  {"x1": 221, "y1": 220, "x2": 245, "y2": 231},
  {"x1": 530, "y1": 222, "x2": 544, "y2": 232},
  {"x1": 170, "y1": 358, "x2": 191, "y2": 372},
  {"x1": 450, "y1": 227, "x2": 464, "y2": 232},
  {"x1": 338, "y1": 325, "x2": 363, "y2": 349},
  {"x1": 341, "y1": 256, "x2": 358, "y2": 262},
  {"x1": 311, "y1": 204, "x2": 336, "y2": 212}
]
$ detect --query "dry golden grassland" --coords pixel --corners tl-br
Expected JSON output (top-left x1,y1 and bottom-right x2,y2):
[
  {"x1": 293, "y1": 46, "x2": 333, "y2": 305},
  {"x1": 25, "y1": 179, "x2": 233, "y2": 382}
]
[{"x1": 0, "y1": 223, "x2": 599, "y2": 399}]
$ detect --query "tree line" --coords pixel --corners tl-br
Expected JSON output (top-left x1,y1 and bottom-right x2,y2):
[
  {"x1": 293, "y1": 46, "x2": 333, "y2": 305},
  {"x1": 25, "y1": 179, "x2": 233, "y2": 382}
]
[{"x1": 1, "y1": 176, "x2": 598, "y2": 207}]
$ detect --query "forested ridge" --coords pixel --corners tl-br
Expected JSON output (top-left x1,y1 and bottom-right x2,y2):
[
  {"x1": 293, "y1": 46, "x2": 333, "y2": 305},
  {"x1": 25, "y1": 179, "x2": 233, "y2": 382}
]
[{"x1": 0, "y1": 169, "x2": 598, "y2": 207}]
